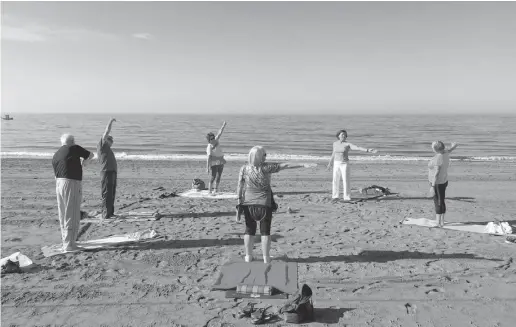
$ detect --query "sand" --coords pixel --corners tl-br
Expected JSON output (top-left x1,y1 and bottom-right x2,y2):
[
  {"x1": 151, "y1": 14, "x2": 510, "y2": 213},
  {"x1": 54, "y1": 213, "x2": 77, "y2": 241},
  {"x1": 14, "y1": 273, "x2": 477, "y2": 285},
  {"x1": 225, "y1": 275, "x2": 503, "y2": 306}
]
[{"x1": 2, "y1": 158, "x2": 516, "y2": 327}]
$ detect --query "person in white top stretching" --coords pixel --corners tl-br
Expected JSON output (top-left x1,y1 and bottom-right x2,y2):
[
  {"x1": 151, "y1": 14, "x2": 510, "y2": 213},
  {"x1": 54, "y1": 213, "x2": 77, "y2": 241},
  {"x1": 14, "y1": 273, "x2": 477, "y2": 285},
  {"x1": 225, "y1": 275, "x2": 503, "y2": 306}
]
[
  {"x1": 206, "y1": 121, "x2": 227, "y2": 194},
  {"x1": 428, "y1": 141, "x2": 458, "y2": 227},
  {"x1": 326, "y1": 129, "x2": 377, "y2": 201}
]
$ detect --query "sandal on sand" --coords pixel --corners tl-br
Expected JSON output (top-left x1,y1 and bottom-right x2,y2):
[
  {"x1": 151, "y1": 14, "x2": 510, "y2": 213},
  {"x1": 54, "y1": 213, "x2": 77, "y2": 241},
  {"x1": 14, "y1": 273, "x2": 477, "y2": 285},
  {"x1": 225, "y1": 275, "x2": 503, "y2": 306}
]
[
  {"x1": 251, "y1": 306, "x2": 273, "y2": 325},
  {"x1": 237, "y1": 302, "x2": 256, "y2": 318}
]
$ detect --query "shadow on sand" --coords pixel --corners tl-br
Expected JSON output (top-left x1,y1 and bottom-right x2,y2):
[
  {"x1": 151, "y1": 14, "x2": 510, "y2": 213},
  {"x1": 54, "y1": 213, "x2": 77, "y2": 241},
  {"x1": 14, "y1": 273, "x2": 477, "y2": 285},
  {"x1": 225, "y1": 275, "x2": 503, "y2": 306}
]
[
  {"x1": 80, "y1": 234, "x2": 284, "y2": 253},
  {"x1": 332, "y1": 195, "x2": 476, "y2": 203},
  {"x1": 314, "y1": 308, "x2": 355, "y2": 324},
  {"x1": 285, "y1": 250, "x2": 502, "y2": 264},
  {"x1": 275, "y1": 190, "x2": 329, "y2": 196},
  {"x1": 158, "y1": 211, "x2": 235, "y2": 219}
]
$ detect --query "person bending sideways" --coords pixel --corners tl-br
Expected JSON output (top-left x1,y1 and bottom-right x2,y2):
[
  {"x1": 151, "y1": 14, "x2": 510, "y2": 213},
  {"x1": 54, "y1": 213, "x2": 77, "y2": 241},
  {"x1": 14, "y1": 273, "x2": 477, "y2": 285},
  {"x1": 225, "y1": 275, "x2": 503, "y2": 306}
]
[
  {"x1": 97, "y1": 118, "x2": 118, "y2": 219},
  {"x1": 327, "y1": 129, "x2": 377, "y2": 201},
  {"x1": 52, "y1": 134, "x2": 94, "y2": 253},
  {"x1": 206, "y1": 121, "x2": 227, "y2": 194},
  {"x1": 428, "y1": 141, "x2": 458, "y2": 227},
  {"x1": 237, "y1": 146, "x2": 316, "y2": 263}
]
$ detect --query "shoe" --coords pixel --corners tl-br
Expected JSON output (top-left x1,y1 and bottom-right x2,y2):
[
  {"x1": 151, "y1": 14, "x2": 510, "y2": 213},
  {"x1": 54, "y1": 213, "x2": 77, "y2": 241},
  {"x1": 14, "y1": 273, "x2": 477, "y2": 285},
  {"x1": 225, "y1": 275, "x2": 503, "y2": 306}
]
[
  {"x1": 245, "y1": 255, "x2": 254, "y2": 262},
  {"x1": 237, "y1": 302, "x2": 256, "y2": 318},
  {"x1": 279, "y1": 284, "x2": 314, "y2": 323},
  {"x1": 251, "y1": 306, "x2": 273, "y2": 325},
  {"x1": 263, "y1": 256, "x2": 271, "y2": 264}
]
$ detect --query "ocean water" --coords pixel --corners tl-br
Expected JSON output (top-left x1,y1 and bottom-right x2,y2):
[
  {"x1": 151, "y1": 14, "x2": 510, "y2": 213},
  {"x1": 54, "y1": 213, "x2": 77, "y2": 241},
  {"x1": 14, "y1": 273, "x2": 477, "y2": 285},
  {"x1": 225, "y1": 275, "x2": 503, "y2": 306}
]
[{"x1": 1, "y1": 114, "x2": 515, "y2": 162}]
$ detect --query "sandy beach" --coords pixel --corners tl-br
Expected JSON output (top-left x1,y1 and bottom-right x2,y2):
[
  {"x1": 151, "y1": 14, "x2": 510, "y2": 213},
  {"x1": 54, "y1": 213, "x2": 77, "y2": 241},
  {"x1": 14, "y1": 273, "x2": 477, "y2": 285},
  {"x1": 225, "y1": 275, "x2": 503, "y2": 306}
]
[{"x1": 2, "y1": 158, "x2": 516, "y2": 326}]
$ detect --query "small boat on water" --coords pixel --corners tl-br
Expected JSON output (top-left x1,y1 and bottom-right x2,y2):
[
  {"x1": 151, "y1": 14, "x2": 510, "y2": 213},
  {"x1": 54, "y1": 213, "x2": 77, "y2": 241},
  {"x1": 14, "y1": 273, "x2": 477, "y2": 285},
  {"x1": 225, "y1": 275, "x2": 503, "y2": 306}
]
[{"x1": 2, "y1": 114, "x2": 14, "y2": 120}]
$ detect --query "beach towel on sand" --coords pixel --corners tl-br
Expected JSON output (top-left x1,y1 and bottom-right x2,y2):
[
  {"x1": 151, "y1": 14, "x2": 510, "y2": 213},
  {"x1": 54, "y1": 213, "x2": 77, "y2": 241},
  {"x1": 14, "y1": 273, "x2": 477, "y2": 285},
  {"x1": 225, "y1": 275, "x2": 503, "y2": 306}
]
[
  {"x1": 402, "y1": 218, "x2": 514, "y2": 235},
  {"x1": 41, "y1": 229, "x2": 158, "y2": 257},
  {"x1": 178, "y1": 189, "x2": 238, "y2": 199},
  {"x1": 211, "y1": 256, "x2": 298, "y2": 297}
]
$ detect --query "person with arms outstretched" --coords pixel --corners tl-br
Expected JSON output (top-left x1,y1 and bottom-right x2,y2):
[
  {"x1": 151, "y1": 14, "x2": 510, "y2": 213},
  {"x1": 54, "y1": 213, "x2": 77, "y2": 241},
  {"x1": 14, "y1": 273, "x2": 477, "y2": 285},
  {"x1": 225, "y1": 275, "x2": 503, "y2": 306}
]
[
  {"x1": 327, "y1": 129, "x2": 377, "y2": 201},
  {"x1": 237, "y1": 146, "x2": 317, "y2": 263},
  {"x1": 97, "y1": 118, "x2": 118, "y2": 219},
  {"x1": 206, "y1": 121, "x2": 227, "y2": 194},
  {"x1": 53, "y1": 134, "x2": 94, "y2": 252},
  {"x1": 428, "y1": 141, "x2": 458, "y2": 227}
]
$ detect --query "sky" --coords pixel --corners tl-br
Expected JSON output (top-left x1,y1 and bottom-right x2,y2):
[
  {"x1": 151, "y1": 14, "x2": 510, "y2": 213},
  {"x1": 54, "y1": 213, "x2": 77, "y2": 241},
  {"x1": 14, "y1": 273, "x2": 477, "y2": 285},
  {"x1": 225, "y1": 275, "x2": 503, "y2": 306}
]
[{"x1": 1, "y1": 1, "x2": 516, "y2": 115}]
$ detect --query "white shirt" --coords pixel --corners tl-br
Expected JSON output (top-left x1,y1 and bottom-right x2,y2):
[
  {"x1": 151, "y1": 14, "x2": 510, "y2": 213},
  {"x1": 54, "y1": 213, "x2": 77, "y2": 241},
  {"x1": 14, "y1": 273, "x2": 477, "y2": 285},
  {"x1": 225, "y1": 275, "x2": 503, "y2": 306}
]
[
  {"x1": 428, "y1": 152, "x2": 450, "y2": 184},
  {"x1": 206, "y1": 143, "x2": 224, "y2": 157}
]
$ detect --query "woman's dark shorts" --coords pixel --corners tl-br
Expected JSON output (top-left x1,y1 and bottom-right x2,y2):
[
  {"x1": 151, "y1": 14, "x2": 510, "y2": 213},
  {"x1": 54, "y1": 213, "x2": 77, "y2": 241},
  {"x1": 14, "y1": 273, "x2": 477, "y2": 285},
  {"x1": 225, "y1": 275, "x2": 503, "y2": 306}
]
[{"x1": 242, "y1": 205, "x2": 273, "y2": 236}]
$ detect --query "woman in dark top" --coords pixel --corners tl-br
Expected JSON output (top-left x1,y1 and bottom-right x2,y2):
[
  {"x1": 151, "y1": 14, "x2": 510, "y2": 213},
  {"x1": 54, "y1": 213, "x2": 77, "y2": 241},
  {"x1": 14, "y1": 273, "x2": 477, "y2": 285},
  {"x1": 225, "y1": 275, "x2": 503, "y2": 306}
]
[{"x1": 237, "y1": 146, "x2": 316, "y2": 263}]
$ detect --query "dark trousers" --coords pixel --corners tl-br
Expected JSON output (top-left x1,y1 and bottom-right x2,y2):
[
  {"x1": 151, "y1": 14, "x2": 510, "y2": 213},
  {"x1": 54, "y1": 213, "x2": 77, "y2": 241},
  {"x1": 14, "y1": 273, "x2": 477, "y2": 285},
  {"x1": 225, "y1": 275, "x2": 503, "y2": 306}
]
[
  {"x1": 433, "y1": 181, "x2": 448, "y2": 214},
  {"x1": 101, "y1": 171, "x2": 117, "y2": 218}
]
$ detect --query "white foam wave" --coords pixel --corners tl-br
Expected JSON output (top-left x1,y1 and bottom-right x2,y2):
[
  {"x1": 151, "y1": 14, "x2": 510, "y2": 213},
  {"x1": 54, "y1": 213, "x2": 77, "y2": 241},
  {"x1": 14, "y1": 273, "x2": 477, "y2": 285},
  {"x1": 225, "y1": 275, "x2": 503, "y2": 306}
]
[{"x1": 2, "y1": 151, "x2": 515, "y2": 163}]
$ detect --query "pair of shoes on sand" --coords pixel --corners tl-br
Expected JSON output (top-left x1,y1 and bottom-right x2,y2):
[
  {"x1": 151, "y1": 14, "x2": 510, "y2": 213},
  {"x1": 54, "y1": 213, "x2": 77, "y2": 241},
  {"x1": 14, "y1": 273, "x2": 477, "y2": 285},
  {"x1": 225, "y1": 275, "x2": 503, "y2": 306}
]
[
  {"x1": 238, "y1": 303, "x2": 274, "y2": 324},
  {"x1": 245, "y1": 255, "x2": 271, "y2": 264}
]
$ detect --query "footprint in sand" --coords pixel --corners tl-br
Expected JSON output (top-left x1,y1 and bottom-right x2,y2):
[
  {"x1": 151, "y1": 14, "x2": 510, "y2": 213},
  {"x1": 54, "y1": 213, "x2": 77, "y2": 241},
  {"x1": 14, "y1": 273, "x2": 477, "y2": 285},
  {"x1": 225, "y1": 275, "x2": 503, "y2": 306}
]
[{"x1": 425, "y1": 287, "x2": 444, "y2": 294}]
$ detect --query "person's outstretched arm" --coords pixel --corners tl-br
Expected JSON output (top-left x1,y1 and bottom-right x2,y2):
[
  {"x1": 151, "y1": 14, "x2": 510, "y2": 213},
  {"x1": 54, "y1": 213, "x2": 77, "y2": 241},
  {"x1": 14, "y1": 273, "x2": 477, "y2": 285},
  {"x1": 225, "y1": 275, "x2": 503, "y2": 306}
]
[
  {"x1": 279, "y1": 163, "x2": 316, "y2": 170},
  {"x1": 214, "y1": 121, "x2": 227, "y2": 141},
  {"x1": 447, "y1": 142, "x2": 458, "y2": 153},
  {"x1": 349, "y1": 143, "x2": 377, "y2": 153},
  {"x1": 103, "y1": 118, "x2": 116, "y2": 140},
  {"x1": 82, "y1": 152, "x2": 95, "y2": 167}
]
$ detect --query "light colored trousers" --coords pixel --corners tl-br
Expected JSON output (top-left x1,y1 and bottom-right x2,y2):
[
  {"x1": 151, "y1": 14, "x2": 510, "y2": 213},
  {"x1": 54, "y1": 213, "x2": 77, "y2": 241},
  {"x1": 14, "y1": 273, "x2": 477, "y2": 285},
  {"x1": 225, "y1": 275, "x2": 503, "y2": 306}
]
[
  {"x1": 56, "y1": 178, "x2": 82, "y2": 250},
  {"x1": 332, "y1": 161, "x2": 351, "y2": 200}
]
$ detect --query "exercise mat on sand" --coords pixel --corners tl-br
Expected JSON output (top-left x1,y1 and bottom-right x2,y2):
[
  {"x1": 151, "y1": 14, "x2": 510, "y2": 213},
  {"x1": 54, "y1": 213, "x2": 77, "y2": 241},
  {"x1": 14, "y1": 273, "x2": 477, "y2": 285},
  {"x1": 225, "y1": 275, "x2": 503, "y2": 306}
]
[
  {"x1": 178, "y1": 190, "x2": 238, "y2": 199},
  {"x1": 402, "y1": 218, "x2": 506, "y2": 235},
  {"x1": 212, "y1": 256, "x2": 298, "y2": 295},
  {"x1": 41, "y1": 229, "x2": 159, "y2": 257}
]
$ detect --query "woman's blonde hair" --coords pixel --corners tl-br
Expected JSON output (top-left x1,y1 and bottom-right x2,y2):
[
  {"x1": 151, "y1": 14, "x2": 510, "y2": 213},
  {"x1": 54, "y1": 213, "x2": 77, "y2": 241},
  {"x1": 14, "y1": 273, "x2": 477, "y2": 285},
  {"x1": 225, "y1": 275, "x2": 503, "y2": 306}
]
[
  {"x1": 432, "y1": 141, "x2": 445, "y2": 153},
  {"x1": 248, "y1": 146, "x2": 266, "y2": 167}
]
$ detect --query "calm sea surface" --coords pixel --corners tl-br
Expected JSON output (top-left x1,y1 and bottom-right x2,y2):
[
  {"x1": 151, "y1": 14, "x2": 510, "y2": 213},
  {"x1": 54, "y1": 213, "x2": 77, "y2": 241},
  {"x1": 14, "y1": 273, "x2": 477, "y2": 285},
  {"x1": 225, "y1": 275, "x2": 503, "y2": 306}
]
[{"x1": 1, "y1": 114, "x2": 515, "y2": 162}]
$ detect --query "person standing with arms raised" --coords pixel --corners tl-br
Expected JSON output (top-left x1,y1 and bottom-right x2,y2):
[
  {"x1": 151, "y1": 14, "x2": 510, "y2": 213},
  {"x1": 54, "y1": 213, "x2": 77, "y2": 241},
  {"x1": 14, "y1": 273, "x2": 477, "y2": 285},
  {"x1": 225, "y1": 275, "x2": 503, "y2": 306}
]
[
  {"x1": 428, "y1": 141, "x2": 458, "y2": 227},
  {"x1": 327, "y1": 129, "x2": 377, "y2": 201},
  {"x1": 97, "y1": 118, "x2": 118, "y2": 219},
  {"x1": 53, "y1": 134, "x2": 94, "y2": 252},
  {"x1": 206, "y1": 121, "x2": 227, "y2": 194}
]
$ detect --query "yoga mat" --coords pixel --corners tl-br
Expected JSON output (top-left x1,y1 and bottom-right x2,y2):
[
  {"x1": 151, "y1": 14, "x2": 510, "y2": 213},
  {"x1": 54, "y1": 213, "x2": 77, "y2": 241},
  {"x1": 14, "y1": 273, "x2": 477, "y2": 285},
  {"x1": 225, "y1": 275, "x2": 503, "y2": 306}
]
[
  {"x1": 212, "y1": 256, "x2": 298, "y2": 295},
  {"x1": 178, "y1": 189, "x2": 238, "y2": 199},
  {"x1": 41, "y1": 230, "x2": 158, "y2": 257},
  {"x1": 402, "y1": 218, "x2": 498, "y2": 234}
]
